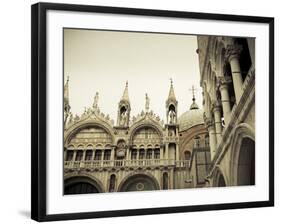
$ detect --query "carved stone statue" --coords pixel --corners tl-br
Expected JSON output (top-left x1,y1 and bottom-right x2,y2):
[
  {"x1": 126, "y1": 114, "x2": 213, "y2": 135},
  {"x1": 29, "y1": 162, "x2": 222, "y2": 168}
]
[
  {"x1": 68, "y1": 112, "x2": 73, "y2": 124},
  {"x1": 74, "y1": 114, "x2": 79, "y2": 122},
  {"x1": 145, "y1": 93, "x2": 150, "y2": 112},
  {"x1": 120, "y1": 110, "x2": 127, "y2": 126},
  {"x1": 93, "y1": 92, "x2": 99, "y2": 108},
  {"x1": 169, "y1": 110, "x2": 176, "y2": 124}
]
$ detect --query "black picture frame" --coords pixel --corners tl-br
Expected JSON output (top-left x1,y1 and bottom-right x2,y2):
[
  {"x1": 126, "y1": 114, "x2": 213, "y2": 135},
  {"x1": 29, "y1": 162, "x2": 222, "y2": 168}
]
[{"x1": 31, "y1": 2, "x2": 274, "y2": 222}]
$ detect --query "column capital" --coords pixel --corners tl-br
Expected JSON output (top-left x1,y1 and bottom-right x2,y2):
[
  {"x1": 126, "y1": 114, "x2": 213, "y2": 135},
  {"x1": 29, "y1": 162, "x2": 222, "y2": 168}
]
[
  {"x1": 205, "y1": 117, "x2": 215, "y2": 130},
  {"x1": 213, "y1": 104, "x2": 221, "y2": 113},
  {"x1": 225, "y1": 44, "x2": 243, "y2": 62},
  {"x1": 218, "y1": 76, "x2": 231, "y2": 85}
]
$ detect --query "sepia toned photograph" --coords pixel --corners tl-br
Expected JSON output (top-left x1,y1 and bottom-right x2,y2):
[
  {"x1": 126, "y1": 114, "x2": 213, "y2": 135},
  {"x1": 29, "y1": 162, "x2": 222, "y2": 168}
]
[{"x1": 63, "y1": 28, "x2": 255, "y2": 195}]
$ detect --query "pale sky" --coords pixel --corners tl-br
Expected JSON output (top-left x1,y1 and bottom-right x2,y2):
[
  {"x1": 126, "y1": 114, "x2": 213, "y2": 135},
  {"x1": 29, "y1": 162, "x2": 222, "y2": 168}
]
[{"x1": 64, "y1": 28, "x2": 202, "y2": 124}]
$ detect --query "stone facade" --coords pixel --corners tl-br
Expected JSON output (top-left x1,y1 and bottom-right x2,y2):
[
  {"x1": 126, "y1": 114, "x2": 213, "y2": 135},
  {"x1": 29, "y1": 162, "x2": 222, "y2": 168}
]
[
  {"x1": 197, "y1": 36, "x2": 255, "y2": 187},
  {"x1": 63, "y1": 80, "x2": 210, "y2": 194}
]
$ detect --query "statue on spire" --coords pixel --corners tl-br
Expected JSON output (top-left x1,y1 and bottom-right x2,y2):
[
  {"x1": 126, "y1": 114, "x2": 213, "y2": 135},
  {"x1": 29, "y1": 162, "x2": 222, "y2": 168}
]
[
  {"x1": 145, "y1": 93, "x2": 150, "y2": 112},
  {"x1": 64, "y1": 76, "x2": 71, "y2": 126},
  {"x1": 117, "y1": 82, "x2": 131, "y2": 126},
  {"x1": 166, "y1": 78, "x2": 178, "y2": 124},
  {"x1": 93, "y1": 92, "x2": 99, "y2": 109}
]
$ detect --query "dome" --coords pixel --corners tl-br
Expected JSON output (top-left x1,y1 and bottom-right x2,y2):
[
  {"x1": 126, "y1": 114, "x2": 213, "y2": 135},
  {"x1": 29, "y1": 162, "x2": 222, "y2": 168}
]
[{"x1": 178, "y1": 108, "x2": 204, "y2": 132}]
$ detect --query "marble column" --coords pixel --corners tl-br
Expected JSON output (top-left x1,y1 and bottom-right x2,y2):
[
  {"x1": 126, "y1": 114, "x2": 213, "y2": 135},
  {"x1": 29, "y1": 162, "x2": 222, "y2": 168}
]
[
  {"x1": 110, "y1": 148, "x2": 115, "y2": 167},
  {"x1": 72, "y1": 150, "x2": 77, "y2": 161},
  {"x1": 207, "y1": 119, "x2": 217, "y2": 160},
  {"x1": 165, "y1": 143, "x2": 169, "y2": 160},
  {"x1": 219, "y1": 80, "x2": 231, "y2": 125},
  {"x1": 160, "y1": 146, "x2": 164, "y2": 160},
  {"x1": 110, "y1": 148, "x2": 115, "y2": 160},
  {"x1": 226, "y1": 44, "x2": 243, "y2": 102},
  {"x1": 82, "y1": 150, "x2": 86, "y2": 161},
  {"x1": 126, "y1": 147, "x2": 130, "y2": 160},
  {"x1": 213, "y1": 106, "x2": 222, "y2": 145},
  {"x1": 136, "y1": 149, "x2": 139, "y2": 160},
  {"x1": 176, "y1": 144, "x2": 179, "y2": 161}
]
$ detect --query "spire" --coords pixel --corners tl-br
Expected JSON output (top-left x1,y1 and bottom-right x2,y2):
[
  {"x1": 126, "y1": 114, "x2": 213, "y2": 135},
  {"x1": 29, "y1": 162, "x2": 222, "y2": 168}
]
[
  {"x1": 64, "y1": 76, "x2": 69, "y2": 104},
  {"x1": 121, "y1": 81, "x2": 130, "y2": 102},
  {"x1": 167, "y1": 78, "x2": 176, "y2": 100},
  {"x1": 117, "y1": 81, "x2": 130, "y2": 127},
  {"x1": 189, "y1": 85, "x2": 199, "y2": 110},
  {"x1": 64, "y1": 76, "x2": 71, "y2": 126}
]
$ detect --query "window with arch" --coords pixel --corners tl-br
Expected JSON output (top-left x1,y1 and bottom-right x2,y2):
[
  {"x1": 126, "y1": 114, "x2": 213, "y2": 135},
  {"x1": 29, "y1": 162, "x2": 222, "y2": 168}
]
[
  {"x1": 131, "y1": 149, "x2": 137, "y2": 160},
  {"x1": 85, "y1": 150, "x2": 93, "y2": 161},
  {"x1": 66, "y1": 150, "x2": 74, "y2": 161},
  {"x1": 154, "y1": 149, "x2": 160, "y2": 159},
  {"x1": 146, "y1": 149, "x2": 152, "y2": 159},
  {"x1": 75, "y1": 150, "x2": 83, "y2": 161},
  {"x1": 94, "y1": 150, "x2": 102, "y2": 160},
  {"x1": 104, "y1": 150, "x2": 111, "y2": 160},
  {"x1": 139, "y1": 149, "x2": 145, "y2": 159}
]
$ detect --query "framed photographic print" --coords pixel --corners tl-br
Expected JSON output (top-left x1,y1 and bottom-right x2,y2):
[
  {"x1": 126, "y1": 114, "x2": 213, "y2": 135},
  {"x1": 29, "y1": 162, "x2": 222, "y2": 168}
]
[{"x1": 31, "y1": 2, "x2": 274, "y2": 222}]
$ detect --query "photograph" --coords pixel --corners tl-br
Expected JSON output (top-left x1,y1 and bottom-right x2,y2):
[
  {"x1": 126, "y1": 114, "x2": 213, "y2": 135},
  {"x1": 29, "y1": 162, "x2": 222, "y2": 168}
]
[{"x1": 63, "y1": 28, "x2": 255, "y2": 194}]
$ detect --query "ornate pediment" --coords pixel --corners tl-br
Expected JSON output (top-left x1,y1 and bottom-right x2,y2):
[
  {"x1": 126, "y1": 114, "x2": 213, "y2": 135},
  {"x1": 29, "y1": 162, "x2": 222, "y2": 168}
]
[
  {"x1": 65, "y1": 107, "x2": 114, "y2": 130},
  {"x1": 130, "y1": 110, "x2": 164, "y2": 128}
]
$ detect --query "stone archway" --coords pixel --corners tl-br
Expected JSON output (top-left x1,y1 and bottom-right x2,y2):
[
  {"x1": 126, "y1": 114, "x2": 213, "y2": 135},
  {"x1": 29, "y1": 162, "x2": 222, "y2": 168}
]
[
  {"x1": 64, "y1": 176, "x2": 104, "y2": 195},
  {"x1": 229, "y1": 123, "x2": 255, "y2": 186},
  {"x1": 213, "y1": 167, "x2": 227, "y2": 187},
  {"x1": 118, "y1": 174, "x2": 160, "y2": 192},
  {"x1": 237, "y1": 138, "x2": 255, "y2": 185},
  {"x1": 218, "y1": 174, "x2": 226, "y2": 187}
]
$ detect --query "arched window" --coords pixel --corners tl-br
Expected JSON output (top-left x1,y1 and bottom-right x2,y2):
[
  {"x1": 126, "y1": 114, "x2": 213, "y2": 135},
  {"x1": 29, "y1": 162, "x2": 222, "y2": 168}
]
[
  {"x1": 109, "y1": 174, "x2": 116, "y2": 192},
  {"x1": 139, "y1": 149, "x2": 145, "y2": 159},
  {"x1": 184, "y1": 151, "x2": 191, "y2": 160},
  {"x1": 94, "y1": 150, "x2": 102, "y2": 160},
  {"x1": 75, "y1": 150, "x2": 83, "y2": 161},
  {"x1": 103, "y1": 150, "x2": 111, "y2": 160},
  {"x1": 66, "y1": 150, "x2": 74, "y2": 161},
  {"x1": 85, "y1": 150, "x2": 93, "y2": 161},
  {"x1": 131, "y1": 149, "x2": 137, "y2": 160},
  {"x1": 146, "y1": 149, "x2": 152, "y2": 159},
  {"x1": 154, "y1": 149, "x2": 160, "y2": 159},
  {"x1": 163, "y1": 172, "x2": 168, "y2": 190}
]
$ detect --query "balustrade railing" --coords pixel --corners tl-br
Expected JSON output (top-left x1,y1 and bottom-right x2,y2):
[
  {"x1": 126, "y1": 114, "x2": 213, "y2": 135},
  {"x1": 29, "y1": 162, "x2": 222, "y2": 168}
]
[{"x1": 64, "y1": 159, "x2": 190, "y2": 169}]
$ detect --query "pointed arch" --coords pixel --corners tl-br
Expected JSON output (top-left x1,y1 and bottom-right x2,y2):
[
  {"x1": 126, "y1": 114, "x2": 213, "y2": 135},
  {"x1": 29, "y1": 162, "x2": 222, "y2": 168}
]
[
  {"x1": 229, "y1": 123, "x2": 255, "y2": 185},
  {"x1": 212, "y1": 166, "x2": 227, "y2": 187}
]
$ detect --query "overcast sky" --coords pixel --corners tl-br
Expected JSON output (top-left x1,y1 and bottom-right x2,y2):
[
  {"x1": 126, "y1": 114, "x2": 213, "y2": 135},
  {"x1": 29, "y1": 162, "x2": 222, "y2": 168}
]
[{"x1": 64, "y1": 28, "x2": 202, "y2": 123}]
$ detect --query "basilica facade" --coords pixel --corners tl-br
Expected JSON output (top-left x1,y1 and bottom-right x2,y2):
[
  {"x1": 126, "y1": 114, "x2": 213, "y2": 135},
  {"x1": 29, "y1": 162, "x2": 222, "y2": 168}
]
[
  {"x1": 197, "y1": 36, "x2": 255, "y2": 187},
  {"x1": 63, "y1": 79, "x2": 210, "y2": 194}
]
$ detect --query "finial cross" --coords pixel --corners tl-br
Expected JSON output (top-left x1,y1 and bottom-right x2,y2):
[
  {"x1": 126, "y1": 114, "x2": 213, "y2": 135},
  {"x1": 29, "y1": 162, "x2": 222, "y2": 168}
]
[{"x1": 189, "y1": 85, "x2": 197, "y2": 99}]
